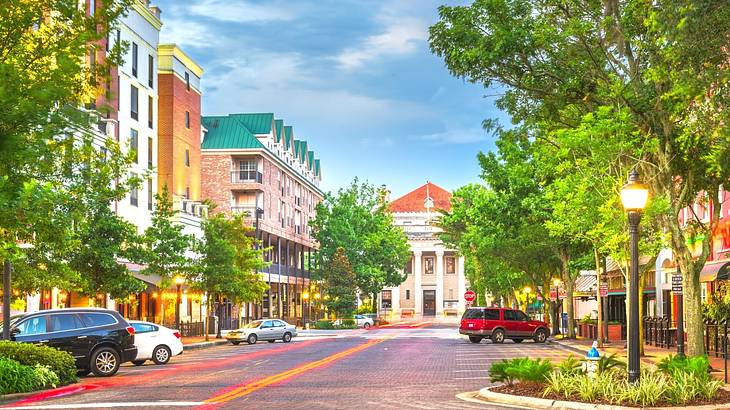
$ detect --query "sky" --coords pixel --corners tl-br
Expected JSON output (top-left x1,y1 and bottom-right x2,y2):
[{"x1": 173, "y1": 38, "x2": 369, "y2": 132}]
[{"x1": 153, "y1": 0, "x2": 509, "y2": 198}]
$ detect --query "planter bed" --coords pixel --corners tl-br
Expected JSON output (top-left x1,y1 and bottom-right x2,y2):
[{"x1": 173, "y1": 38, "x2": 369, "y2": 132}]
[{"x1": 490, "y1": 383, "x2": 730, "y2": 408}]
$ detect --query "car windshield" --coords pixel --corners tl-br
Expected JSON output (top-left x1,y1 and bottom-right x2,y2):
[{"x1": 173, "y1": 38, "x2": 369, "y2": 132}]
[{"x1": 244, "y1": 320, "x2": 262, "y2": 329}]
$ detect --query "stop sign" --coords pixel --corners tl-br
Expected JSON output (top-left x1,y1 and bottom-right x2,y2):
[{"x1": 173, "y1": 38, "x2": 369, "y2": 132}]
[{"x1": 464, "y1": 290, "x2": 476, "y2": 302}]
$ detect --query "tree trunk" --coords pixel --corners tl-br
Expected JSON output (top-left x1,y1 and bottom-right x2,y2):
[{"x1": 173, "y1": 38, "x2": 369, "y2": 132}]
[
  {"x1": 204, "y1": 293, "x2": 211, "y2": 342},
  {"x1": 594, "y1": 248, "x2": 604, "y2": 347},
  {"x1": 680, "y1": 256, "x2": 704, "y2": 356},
  {"x1": 559, "y1": 246, "x2": 575, "y2": 338}
]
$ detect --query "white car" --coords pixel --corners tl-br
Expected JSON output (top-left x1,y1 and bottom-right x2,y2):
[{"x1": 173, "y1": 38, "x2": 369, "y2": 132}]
[
  {"x1": 355, "y1": 315, "x2": 374, "y2": 329},
  {"x1": 226, "y1": 319, "x2": 297, "y2": 345},
  {"x1": 128, "y1": 321, "x2": 183, "y2": 365}
]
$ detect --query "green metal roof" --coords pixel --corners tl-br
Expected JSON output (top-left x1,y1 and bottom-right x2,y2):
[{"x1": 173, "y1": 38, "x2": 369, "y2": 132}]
[
  {"x1": 298, "y1": 140, "x2": 307, "y2": 163},
  {"x1": 201, "y1": 116, "x2": 264, "y2": 149},
  {"x1": 315, "y1": 159, "x2": 321, "y2": 177},
  {"x1": 293, "y1": 140, "x2": 301, "y2": 159},
  {"x1": 284, "y1": 126, "x2": 293, "y2": 150},
  {"x1": 308, "y1": 151, "x2": 315, "y2": 170},
  {"x1": 274, "y1": 119, "x2": 283, "y2": 143},
  {"x1": 229, "y1": 113, "x2": 273, "y2": 135}
]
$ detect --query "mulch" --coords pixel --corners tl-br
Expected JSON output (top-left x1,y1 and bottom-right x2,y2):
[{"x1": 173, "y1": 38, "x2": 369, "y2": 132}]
[{"x1": 492, "y1": 382, "x2": 730, "y2": 408}]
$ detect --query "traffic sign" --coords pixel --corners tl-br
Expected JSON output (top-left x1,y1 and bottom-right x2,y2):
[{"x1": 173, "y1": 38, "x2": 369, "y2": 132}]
[
  {"x1": 672, "y1": 275, "x2": 683, "y2": 295},
  {"x1": 599, "y1": 283, "x2": 608, "y2": 297},
  {"x1": 558, "y1": 289, "x2": 567, "y2": 300},
  {"x1": 464, "y1": 290, "x2": 476, "y2": 302}
]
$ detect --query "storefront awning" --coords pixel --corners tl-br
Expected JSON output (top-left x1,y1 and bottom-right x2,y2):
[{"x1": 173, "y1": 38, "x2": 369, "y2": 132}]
[{"x1": 699, "y1": 260, "x2": 730, "y2": 282}]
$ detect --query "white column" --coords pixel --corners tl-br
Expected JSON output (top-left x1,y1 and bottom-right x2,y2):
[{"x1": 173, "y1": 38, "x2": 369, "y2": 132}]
[
  {"x1": 391, "y1": 286, "x2": 400, "y2": 320},
  {"x1": 413, "y1": 251, "x2": 422, "y2": 317},
  {"x1": 436, "y1": 250, "x2": 444, "y2": 316},
  {"x1": 457, "y1": 255, "x2": 466, "y2": 312}
]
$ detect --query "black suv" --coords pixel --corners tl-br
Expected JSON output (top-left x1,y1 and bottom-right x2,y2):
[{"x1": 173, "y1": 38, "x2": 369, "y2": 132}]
[{"x1": 7, "y1": 308, "x2": 137, "y2": 377}]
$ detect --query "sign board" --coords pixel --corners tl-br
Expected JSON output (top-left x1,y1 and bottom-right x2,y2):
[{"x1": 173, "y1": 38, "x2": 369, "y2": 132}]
[
  {"x1": 599, "y1": 283, "x2": 608, "y2": 297},
  {"x1": 558, "y1": 289, "x2": 567, "y2": 300},
  {"x1": 549, "y1": 290, "x2": 557, "y2": 301},
  {"x1": 672, "y1": 275, "x2": 683, "y2": 295},
  {"x1": 464, "y1": 290, "x2": 476, "y2": 302}
]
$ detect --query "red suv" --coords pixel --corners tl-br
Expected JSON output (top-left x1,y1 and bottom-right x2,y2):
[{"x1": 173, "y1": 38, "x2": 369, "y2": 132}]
[{"x1": 459, "y1": 307, "x2": 550, "y2": 344}]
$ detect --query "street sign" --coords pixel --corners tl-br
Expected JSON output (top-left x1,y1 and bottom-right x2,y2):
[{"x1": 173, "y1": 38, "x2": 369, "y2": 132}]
[
  {"x1": 549, "y1": 290, "x2": 557, "y2": 301},
  {"x1": 558, "y1": 289, "x2": 567, "y2": 300},
  {"x1": 599, "y1": 283, "x2": 608, "y2": 297},
  {"x1": 672, "y1": 274, "x2": 683, "y2": 295},
  {"x1": 464, "y1": 290, "x2": 476, "y2": 302}
]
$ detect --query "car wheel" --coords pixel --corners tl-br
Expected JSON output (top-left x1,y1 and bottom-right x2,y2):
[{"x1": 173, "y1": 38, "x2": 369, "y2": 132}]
[
  {"x1": 363, "y1": 322, "x2": 371, "y2": 329},
  {"x1": 534, "y1": 328, "x2": 548, "y2": 343},
  {"x1": 90, "y1": 347, "x2": 121, "y2": 377},
  {"x1": 268, "y1": 340, "x2": 276, "y2": 343},
  {"x1": 468, "y1": 336, "x2": 482, "y2": 344},
  {"x1": 132, "y1": 360, "x2": 146, "y2": 366},
  {"x1": 231, "y1": 341, "x2": 241, "y2": 345},
  {"x1": 77, "y1": 369, "x2": 91, "y2": 377},
  {"x1": 282, "y1": 332, "x2": 292, "y2": 343},
  {"x1": 491, "y1": 329, "x2": 505, "y2": 344},
  {"x1": 247, "y1": 334, "x2": 258, "y2": 344},
  {"x1": 512, "y1": 339, "x2": 524, "y2": 344},
  {"x1": 152, "y1": 345, "x2": 171, "y2": 365}
]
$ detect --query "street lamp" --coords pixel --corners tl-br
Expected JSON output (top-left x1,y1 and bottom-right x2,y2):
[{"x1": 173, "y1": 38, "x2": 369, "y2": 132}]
[
  {"x1": 314, "y1": 292, "x2": 321, "y2": 321},
  {"x1": 174, "y1": 276, "x2": 185, "y2": 332},
  {"x1": 552, "y1": 278, "x2": 562, "y2": 336},
  {"x1": 523, "y1": 286, "x2": 532, "y2": 313},
  {"x1": 302, "y1": 291, "x2": 310, "y2": 328},
  {"x1": 620, "y1": 169, "x2": 649, "y2": 383}
]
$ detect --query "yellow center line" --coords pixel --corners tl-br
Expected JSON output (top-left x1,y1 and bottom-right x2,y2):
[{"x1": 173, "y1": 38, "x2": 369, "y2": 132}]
[{"x1": 203, "y1": 337, "x2": 389, "y2": 405}]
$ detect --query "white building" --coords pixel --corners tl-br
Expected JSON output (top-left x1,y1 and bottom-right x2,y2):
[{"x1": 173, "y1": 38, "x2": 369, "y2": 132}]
[{"x1": 380, "y1": 182, "x2": 467, "y2": 318}]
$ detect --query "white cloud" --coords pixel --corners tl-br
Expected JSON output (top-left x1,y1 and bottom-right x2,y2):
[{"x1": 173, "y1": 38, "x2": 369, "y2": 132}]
[
  {"x1": 160, "y1": 18, "x2": 219, "y2": 48},
  {"x1": 413, "y1": 128, "x2": 489, "y2": 145},
  {"x1": 334, "y1": 14, "x2": 428, "y2": 70},
  {"x1": 187, "y1": 0, "x2": 298, "y2": 23}
]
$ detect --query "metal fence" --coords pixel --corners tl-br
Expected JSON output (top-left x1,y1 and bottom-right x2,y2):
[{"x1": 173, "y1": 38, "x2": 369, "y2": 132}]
[
  {"x1": 178, "y1": 321, "x2": 205, "y2": 337},
  {"x1": 643, "y1": 316, "x2": 675, "y2": 348}
]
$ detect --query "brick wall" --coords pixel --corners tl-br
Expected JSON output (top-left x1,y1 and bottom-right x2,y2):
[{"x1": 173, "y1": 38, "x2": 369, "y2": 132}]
[{"x1": 158, "y1": 72, "x2": 201, "y2": 200}]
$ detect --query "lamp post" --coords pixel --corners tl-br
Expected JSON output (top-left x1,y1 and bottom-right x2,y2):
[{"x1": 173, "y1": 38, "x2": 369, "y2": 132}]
[
  {"x1": 174, "y1": 276, "x2": 185, "y2": 331},
  {"x1": 314, "y1": 292, "x2": 321, "y2": 321},
  {"x1": 523, "y1": 286, "x2": 532, "y2": 314},
  {"x1": 552, "y1": 278, "x2": 562, "y2": 336},
  {"x1": 620, "y1": 169, "x2": 649, "y2": 383},
  {"x1": 302, "y1": 291, "x2": 309, "y2": 329}
]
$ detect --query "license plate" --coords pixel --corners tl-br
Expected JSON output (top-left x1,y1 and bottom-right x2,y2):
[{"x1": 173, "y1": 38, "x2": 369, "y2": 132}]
[{"x1": 468, "y1": 324, "x2": 474, "y2": 328}]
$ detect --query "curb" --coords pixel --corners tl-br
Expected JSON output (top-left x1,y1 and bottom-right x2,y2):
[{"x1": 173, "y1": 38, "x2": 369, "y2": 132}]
[
  {"x1": 0, "y1": 388, "x2": 52, "y2": 403},
  {"x1": 467, "y1": 386, "x2": 730, "y2": 410},
  {"x1": 183, "y1": 339, "x2": 229, "y2": 351},
  {"x1": 549, "y1": 340, "x2": 658, "y2": 366}
]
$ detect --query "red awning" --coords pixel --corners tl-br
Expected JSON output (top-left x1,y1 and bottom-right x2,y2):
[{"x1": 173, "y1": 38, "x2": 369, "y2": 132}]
[{"x1": 699, "y1": 260, "x2": 730, "y2": 282}]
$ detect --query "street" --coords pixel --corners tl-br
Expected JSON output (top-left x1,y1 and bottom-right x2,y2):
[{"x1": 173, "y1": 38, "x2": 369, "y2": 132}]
[{"x1": 1, "y1": 323, "x2": 572, "y2": 410}]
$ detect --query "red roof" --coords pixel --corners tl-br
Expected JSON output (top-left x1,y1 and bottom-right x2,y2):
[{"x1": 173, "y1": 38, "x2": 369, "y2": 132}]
[{"x1": 389, "y1": 182, "x2": 452, "y2": 213}]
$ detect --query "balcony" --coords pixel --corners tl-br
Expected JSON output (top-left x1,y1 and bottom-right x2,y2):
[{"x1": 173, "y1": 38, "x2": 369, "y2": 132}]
[
  {"x1": 231, "y1": 170, "x2": 263, "y2": 184},
  {"x1": 260, "y1": 263, "x2": 311, "y2": 279},
  {"x1": 231, "y1": 206, "x2": 262, "y2": 219}
]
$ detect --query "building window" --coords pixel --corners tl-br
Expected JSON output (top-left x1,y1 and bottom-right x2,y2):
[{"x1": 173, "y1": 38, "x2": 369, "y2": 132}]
[
  {"x1": 148, "y1": 55, "x2": 154, "y2": 88},
  {"x1": 381, "y1": 290, "x2": 392, "y2": 309},
  {"x1": 185, "y1": 72, "x2": 190, "y2": 90},
  {"x1": 238, "y1": 160, "x2": 257, "y2": 181},
  {"x1": 131, "y1": 42, "x2": 138, "y2": 77},
  {"x1": 129, "y1": 129, "x2": 138, "y2": 163},
  {"x1": 184, "y1": 148, "x2": 190, "y2": 167},
  {"x1": 186, "y1": 187, "x2": 190, "y2": 199},
  {"x1": 147, "y1": 179, "x2": 153, "y2": 211},
  {"x1": 148, "y1": 96, "x2": 153, "y2": 128},
  {"x1": 130, "y1": 85, "x2": 138, "y2": 120},
  {"x1": 185, "y1": 111, "x2": 190, "y2": 129},
  {"x1": 147, "y1": 137, "x2": 153, "y2": 169},
  {"x1": 424, "y1": 256, "x2": 434, "y2": 275},
  {"x1": 406, "y1": 290, "x2": 410, "y2": 300},
  {"x1": 130, "y1": 174, "x2": 138, "y2": 207},
  {"x1": 446, "y1": 256, "x2": 456, "y2": 274}
]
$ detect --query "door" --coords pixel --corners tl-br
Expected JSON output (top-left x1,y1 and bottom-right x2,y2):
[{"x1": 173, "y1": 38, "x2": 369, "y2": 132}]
[
  {"x1": 47, "y1": 313, "x2": 88, "y2": 365},
  {"x1": 271, "y1": 320, "x2": 287, "y2": 339},
  {"x1": 503, "y1": 310, "x2": 531, "y2": 337},
  {"x1": 13, "y1": 315, "x2": 49, "y2": 345},
  {"x1": 260, "y1": 320, "x2": 276, "y2": 340},
  {"x1": 131, "y1": 322, "x2": 158, "y2": 359},
  {"x1": 423, "y1": 290, "x2": 436, "y2": 316}
]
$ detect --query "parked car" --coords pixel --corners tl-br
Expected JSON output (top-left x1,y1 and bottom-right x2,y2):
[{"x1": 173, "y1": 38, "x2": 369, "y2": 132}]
[
  {"x1": 7, "y1": 308, "x2": 137, "y2": 377},
  {"x1": 459, "y1": 307, "x2": 550, "y2": 344},
  {"x1": 354, "y1": 314, "x2": 374, "y2": 329},
  {"x1": 226, "y1": 319, "x2": 297, "y2": 345},
  {"x1": 128, "y1": 321, "x2": 183, "y2": 366}
]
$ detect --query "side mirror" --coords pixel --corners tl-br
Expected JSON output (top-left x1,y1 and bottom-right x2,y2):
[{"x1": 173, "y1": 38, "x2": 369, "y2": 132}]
[{"x1": 10, "y1": 328, "x2": 20, "y2": 339}]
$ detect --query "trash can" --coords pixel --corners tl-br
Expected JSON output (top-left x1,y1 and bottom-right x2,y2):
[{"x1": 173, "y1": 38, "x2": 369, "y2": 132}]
[{"x1": 208, "y1": 316, "x2": 218, "y2": 335}]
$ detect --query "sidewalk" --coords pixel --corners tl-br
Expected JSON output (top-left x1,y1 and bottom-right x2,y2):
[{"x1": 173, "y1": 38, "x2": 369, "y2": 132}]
[
  {"x1": 551, "y1": 336, "x2": 730, "y2": 381},
  {"x1": 181, "y1": 334, "x2": 230, "y2": 350}
]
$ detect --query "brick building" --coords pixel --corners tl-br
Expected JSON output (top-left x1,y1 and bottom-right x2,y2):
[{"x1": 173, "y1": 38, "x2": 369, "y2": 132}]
[{"x1": 201, "y1": 114, "x2": 323, "y2": 324}]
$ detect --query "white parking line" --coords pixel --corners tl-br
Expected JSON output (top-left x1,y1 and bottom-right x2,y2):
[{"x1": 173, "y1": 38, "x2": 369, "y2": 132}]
[{"x1": 3, "y1": 402, "x2": 204, "y2": 409}]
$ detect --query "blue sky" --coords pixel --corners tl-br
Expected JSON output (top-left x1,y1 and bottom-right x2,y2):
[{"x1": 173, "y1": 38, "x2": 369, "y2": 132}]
[{"x1": 153, "y1": 0, "x2": 508, "y2": 198}]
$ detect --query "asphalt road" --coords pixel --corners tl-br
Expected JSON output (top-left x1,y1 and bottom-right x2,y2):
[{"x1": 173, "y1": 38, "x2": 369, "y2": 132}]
[{"x1": 1, "y1": 322, "x2": 572, "y2": 410}]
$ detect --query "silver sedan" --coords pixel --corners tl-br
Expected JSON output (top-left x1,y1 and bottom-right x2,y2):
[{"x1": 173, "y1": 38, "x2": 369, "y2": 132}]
[{"x1": 226, "y1": 319, "x2": 297, "y2": 345}]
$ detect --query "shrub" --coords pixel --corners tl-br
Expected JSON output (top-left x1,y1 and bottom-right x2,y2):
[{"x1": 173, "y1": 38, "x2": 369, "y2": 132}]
[
  {"x1": 658, "y1": 354, "x2": 710, "y2": 378},
  {"x1": 0, "y1": 357, "x2": 42, "y2": 394},
  {"x1": 314, "y1": 320, "x2": 335, "y2": 329},
  {"x1": 33, "y1": 364, "x2": 60, "y2": 390},
  {"x1": 489, "y1": 358, "x2": 553, "y2": 385},
  {"x1": 340, "y1": 319, "x2": 356, "y2": 328},
  {"x1": 557, "y1": 355, "x2": 582, "y2": 375},
  {"x1": 597, "y1": 353, "x2": 624, "y2": 374},
  {"x1": 0, "y1": 341, "x2": 76, "y2": 385},
  {"x1": 618, "y1": 371, "x2": 670, "y2": 407}
]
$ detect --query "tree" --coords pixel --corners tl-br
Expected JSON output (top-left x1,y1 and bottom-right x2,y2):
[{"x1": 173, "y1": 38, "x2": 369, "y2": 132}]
[
  {"x1": 192, "y1": 212, "x2": 268, "y2": 339},
  {"x1": 430, "y1": 0, "x2": 730, "y2": 355},
  {"x1": 311, "y1": 180, "x2": 410, "y2": 313},
  {"x1": 141, "y1": 186, "x2": 194, "y2": 288},
  {"x1": 319, "y1": 247, "x2": 357, "y2": 318}
]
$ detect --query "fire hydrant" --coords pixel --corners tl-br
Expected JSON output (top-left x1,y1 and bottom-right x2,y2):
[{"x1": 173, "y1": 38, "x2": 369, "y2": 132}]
[{"x1": 582, "y1": 341, "x2": 601, "y2": 377}]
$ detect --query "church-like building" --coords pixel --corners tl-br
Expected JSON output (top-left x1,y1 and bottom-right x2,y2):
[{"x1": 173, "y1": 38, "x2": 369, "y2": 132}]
[{"x1": 379, "y1": 182, "x2": 468, "y2": 318}]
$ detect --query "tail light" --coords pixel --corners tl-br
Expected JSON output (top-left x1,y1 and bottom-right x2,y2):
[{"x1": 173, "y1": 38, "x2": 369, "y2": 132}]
[
  {"x1": 173, "y1": 331, "x2": 181, "y2": 339},
  {"x1": 126, "y1": 326, "x2": 135, "y2": 335}
]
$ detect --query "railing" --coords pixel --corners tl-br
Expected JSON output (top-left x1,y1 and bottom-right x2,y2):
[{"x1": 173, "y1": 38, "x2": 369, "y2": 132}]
[
  {"x1": 231, "y1": 206, "x2": 258, "y2": 217},
  {"x1": 219, "y1": 317, "x2": 239, "y2": 331},
  {"x1": 230, "y1": 171, "x2": 263, "y2": 184},
  {"x1": 643, "y1": 316, "x2": 674, "y2": 348},
  {"x1": 260, "y1": 263, "x2": 311, "y2": 279},
  {"x1": 178, "y1": 321, "x2": 205, "y2": 337}
]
